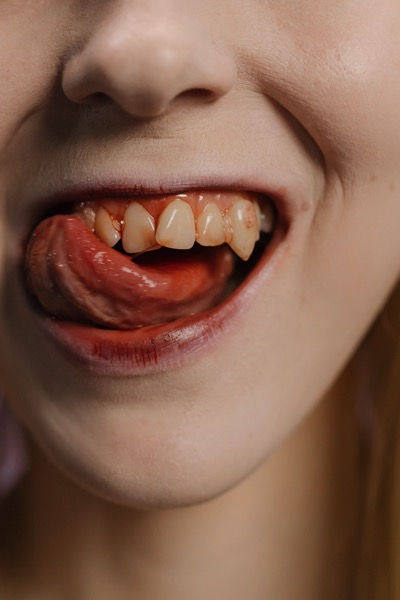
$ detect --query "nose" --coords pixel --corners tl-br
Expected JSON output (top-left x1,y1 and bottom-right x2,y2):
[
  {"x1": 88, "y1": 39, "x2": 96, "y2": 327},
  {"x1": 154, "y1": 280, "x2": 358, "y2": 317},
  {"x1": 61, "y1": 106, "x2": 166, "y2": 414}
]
[{"x1": 62, "y1": 2, "x2": 236, "y2": 119}]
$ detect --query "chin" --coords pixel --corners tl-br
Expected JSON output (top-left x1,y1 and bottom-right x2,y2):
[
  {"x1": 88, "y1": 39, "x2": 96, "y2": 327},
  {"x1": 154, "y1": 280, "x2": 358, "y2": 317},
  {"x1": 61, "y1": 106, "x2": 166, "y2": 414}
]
[{"x1": 27, "y1": 399, "x2": 267, "y2": 510}]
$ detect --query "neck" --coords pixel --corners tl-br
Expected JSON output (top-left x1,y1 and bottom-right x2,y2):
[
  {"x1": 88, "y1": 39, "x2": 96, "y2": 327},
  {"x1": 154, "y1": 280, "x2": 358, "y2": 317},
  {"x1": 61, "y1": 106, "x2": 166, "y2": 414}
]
[{"x1": 0, "y1": 381, "x2": 360, "y2": 600}]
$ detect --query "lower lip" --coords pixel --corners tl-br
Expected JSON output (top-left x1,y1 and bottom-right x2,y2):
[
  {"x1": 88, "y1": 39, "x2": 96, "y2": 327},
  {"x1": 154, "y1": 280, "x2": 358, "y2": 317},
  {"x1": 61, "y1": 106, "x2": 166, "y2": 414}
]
[{"x1": 33, "y1": 233, "x2": 285, "y2": 377}]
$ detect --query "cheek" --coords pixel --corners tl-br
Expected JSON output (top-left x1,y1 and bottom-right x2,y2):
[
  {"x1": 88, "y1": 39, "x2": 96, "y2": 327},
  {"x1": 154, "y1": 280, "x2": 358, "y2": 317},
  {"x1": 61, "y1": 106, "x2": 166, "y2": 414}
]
[
  {"x1": 0, "y1": 5, "x2": 74, "y2": 153},
  {"x1": 254, "y1": 5, "x2": 400, "y2": 174},
  {"x1": 292, "y1": 183, "x2": 400, "y2": 405}
]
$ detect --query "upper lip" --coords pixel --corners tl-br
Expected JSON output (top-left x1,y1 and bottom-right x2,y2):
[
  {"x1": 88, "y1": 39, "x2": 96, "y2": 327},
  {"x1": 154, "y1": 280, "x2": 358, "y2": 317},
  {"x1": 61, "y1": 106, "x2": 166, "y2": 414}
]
[{"x1": 22, "y1": 170, "x2": 309, "y2": 236}]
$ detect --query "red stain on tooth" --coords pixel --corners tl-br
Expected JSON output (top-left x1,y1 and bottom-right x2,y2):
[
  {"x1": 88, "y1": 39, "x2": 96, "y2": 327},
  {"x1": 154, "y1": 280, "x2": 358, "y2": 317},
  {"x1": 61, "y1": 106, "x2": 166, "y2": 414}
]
[{"x1": 25, "y1": 215, "x2": 234, "y2": 330}]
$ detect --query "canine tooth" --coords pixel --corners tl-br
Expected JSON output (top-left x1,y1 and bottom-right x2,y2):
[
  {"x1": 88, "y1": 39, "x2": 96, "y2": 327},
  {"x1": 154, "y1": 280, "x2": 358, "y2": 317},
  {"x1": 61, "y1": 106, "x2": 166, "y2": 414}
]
[
  {"x1": 156, "y1": 199, "x2": 196, "y2": 249},
  {"x1": 94, "y1": 207, "x2": 121, "y2": 247},
  {"x1": 197, "y1": 203, "x2": 225, "y2": 246},
  {"x1": 122, "y1": 202, "x2": 156, "y2": 253},
  {"x1": 228, "y1": 199, "x2": 258, "y2": 261}
]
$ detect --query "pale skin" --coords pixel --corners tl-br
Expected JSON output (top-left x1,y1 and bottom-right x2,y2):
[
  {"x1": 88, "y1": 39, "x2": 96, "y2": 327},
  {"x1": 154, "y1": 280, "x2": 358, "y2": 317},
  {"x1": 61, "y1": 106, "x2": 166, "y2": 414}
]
[{"x1": 0, "y1": 1, "x2": 400, "y2": 599}]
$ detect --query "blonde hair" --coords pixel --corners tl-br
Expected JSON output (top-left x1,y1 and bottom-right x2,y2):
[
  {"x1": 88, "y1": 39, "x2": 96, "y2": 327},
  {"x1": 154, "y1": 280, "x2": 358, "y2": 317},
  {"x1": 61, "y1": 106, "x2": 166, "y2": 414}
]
[{"x1": 357, "y1": 280, "x2": 400, "y2": 599}]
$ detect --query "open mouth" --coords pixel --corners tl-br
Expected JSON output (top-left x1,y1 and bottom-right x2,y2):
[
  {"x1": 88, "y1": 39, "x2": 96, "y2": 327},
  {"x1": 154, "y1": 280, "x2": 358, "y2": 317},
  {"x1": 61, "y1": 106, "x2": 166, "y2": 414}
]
[{"x1": 24, "y1": 189, "x2": 282, "y2": 374}]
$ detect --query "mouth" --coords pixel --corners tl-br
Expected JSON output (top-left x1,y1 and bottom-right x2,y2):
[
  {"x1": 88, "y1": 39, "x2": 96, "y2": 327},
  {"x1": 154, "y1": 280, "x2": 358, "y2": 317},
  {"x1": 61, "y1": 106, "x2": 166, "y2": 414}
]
[{"x1": 24, "y1": 187, "x2": 286, "y2": 375}]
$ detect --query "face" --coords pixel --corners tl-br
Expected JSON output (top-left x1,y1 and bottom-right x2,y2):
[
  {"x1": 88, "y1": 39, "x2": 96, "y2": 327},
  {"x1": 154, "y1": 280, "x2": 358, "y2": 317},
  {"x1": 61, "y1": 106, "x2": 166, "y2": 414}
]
[{"x1": 0, "y1": 0, "x2": 399, "y2": 508}]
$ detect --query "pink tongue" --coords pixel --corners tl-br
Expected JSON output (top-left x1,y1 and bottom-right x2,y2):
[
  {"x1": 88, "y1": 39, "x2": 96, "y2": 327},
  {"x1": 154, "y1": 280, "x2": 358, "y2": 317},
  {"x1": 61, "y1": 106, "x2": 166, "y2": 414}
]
[{"x1": 25, "y1": 215, "x2": 234, "y2": 329}]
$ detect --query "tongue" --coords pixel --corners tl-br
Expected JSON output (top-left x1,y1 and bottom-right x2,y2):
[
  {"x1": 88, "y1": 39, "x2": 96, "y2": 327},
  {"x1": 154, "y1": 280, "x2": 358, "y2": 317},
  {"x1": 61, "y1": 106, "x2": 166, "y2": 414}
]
[{"x1": 25, "y1": 215, "x2": 234, "y2": 329}]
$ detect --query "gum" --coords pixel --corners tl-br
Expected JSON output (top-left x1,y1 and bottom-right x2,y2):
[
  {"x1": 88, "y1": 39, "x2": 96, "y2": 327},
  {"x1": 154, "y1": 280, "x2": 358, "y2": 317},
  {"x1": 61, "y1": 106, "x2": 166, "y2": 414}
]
[{"x1": 77, "y1": 190, "x2": 262, "y2": 224}]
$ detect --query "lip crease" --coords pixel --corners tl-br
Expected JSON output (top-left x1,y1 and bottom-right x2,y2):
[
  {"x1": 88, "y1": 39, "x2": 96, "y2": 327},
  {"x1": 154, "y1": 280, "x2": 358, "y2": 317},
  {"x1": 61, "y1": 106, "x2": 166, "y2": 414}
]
[{"x1": 23, "y1": 179, "x2": 295, "y2": 376}]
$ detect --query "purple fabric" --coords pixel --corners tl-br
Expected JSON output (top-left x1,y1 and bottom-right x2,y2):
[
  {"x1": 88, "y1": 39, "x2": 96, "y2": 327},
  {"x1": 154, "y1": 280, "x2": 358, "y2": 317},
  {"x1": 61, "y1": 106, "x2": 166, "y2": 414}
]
[{"x1": 0, "y1": 394, "x2": 28, "y2": 496}]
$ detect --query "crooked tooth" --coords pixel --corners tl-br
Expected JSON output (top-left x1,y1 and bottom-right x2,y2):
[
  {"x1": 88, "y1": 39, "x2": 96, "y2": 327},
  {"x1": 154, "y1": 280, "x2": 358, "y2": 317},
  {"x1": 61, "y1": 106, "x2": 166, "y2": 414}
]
[
  {"x1": 122, "y1": 202, "x2": 156, "y2": 253},
  {"x1": 226, "y1": 199, "x2": 259, "y2": 261},
  {"x1": 156, "y1": 199, "x2": 196, "y2": 249},
  {"x1": 196, "y1": 202, "x2": 225, "y2": 246},
  {"x1": 94, "y1": 207, "x2": 121, "y2": 247}
]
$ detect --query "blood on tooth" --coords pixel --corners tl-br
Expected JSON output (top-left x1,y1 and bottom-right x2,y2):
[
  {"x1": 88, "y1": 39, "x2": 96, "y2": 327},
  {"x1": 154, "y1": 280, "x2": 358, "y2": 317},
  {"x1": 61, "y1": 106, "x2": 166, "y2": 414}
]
[
  {"x1": 112, "y1": 219, "x2": 122, "y2": 232},
  {"x1": 227, "y1": 199, "x2": 259, "y2": 261},
  {"x1": 94, "y1": 206, "x2": 121, "y2": 248},
  {"x1": 223, "y1": 212, "x2": 233, "y2": 244},
  {"x1": 122, "y1": 203, "x2": 156, "y2": 254},
  {"x1": 81, "y1": 191, "x2": 270, "y2": 260}
]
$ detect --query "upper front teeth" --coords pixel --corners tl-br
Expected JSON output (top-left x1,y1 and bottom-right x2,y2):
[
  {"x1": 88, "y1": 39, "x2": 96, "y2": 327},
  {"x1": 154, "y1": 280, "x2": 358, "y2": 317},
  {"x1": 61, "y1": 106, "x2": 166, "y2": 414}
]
[
  {"x1": 123, "y1": 202, "x2": 156, "y2": 253},
  {"x1": 94, "y1": 207, "x2": 121, "y2": 248},
  {"x1": 197, "y1": 203, "x2": 226, "y2": 247},
  {"x1": 155, "y1": 199, "x2": 196, "y2": 250},
  {"x1": 89, "y1": 195, "x2": 274, "y2": 261}
]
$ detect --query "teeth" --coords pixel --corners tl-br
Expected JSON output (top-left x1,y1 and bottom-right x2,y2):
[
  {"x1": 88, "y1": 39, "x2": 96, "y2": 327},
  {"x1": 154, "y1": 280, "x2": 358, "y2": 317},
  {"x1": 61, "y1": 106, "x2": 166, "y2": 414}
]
[
  {"x1": 253, "y1": 203, "x2": 262, "y2": 241},
  {"x1": 196, "y1": 202, "x2": 226, "y2": 246},
  {"x1": 259, "y1": 200, "x2": 275, "y2": 234},
  {"x1": 226, "y1": 199, "x2": 259, "y2": 261},
  {"x1": 81, "y1": 205, "x2": 96, "y2": 231},
  {"x1": 112, "y1": 219, "x2": 122, "y2": 233},
  {"x1": 122, "y1": 202, "x2": 156, "y2": 253},
  {"x1": 94, "y1": 207, "x2": 121, "y2": 247},
  {"x1": 89, "y1": 195, "x2": 274, "y2": 260},
  {"x1": 155, "y1": 199, "x2": 196, "y2": 250}
]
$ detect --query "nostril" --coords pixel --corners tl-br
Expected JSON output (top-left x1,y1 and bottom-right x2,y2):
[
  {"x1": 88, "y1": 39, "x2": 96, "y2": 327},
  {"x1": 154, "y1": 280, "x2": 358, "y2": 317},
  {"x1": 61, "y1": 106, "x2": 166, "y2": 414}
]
[
  {"x1": 176, "y1": 88, "x2": 218, "y2": 104},
  {"x1": 83, "y1": 92, "x2": 112, "y2": 106}
]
